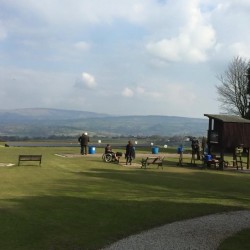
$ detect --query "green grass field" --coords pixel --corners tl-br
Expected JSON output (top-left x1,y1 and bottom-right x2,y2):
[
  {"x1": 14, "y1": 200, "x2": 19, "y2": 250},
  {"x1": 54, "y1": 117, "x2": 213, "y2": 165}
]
[{"x1": 0, "y1": 145, "x2": 250, "y2": 249}]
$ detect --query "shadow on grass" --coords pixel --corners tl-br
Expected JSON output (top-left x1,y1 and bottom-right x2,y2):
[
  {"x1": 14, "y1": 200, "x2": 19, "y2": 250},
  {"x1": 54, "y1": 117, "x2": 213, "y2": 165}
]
[
  {"x1": 90, "y1": 169, "x2": 250, "y2": 202},
  {"x1": 0, "y1": 195, "x2": 238, "y2": 250},
  {"x1": 163, "y1": 157, "x2": 205, "y2": 168},
  {"x1": 1, "y1": 167, "x2": 250, "y2": 250},
  {"x1": 218, "y1": 228, "x2": 250, "y2": 250}
]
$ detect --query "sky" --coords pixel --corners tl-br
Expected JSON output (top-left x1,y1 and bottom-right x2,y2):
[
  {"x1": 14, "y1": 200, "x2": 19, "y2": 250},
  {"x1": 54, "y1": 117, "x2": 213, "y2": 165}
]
[{"x1": 1, "y1": 0, "x2": 250, "y2": 118}]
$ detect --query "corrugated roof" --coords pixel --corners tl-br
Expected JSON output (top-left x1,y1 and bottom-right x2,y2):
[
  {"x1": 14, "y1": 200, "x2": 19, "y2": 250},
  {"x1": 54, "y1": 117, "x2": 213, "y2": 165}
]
[{"x1": 204, "y1": 114, "x2": 250, "y2": 123}]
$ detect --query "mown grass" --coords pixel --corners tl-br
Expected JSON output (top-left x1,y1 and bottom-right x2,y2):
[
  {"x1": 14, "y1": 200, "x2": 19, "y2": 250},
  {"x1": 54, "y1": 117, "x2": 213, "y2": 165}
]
[
  {"x1": 0, "y1": 146, "x2": 250, "y2": 249},
  {"x1": 218, "y1": 228, "x2": 250, "y2": 250}
]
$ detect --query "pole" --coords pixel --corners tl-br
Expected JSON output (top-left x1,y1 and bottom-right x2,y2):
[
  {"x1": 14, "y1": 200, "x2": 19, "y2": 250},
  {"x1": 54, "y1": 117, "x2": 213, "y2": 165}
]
[{"x1": 247, "y1": 147, "x2": 250, "y2": 169}]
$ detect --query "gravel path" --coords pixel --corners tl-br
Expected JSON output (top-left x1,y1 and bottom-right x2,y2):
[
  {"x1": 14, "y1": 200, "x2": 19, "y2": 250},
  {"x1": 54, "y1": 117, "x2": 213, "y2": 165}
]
[{"x1": 102, "y1": 210, "x2": 250, "y2": 250}]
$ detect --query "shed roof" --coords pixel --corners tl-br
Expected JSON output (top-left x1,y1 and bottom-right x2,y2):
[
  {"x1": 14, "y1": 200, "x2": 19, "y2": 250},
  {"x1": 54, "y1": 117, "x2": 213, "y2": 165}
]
[{"x1": 204, "y1": 114, "x2": 250, "y2": 123}]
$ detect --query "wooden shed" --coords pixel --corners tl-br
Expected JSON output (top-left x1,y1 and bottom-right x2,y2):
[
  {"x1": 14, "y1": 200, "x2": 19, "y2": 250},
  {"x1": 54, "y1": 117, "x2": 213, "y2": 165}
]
[{"x1": 204, "y1": 114, "x2": 250, "y2": 169}]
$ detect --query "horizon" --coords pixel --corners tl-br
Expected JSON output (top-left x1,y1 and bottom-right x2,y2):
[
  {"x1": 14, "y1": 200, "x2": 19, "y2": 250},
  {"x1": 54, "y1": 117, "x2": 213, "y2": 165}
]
[{"x1": 0, "y1": 107, "x2": 209, "y2": 120}]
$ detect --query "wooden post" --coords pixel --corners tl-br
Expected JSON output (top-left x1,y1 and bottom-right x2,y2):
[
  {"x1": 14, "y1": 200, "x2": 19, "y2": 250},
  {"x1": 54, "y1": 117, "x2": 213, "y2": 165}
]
[
  {"x1": 220, "y1": 149, "x2": 224, "y2": 170},
  {"x1": 208, "y1": 118, "x2": 212, "y2": 154},
  {"x1": 247, "y1": 148, "x2": 250, "y2": 169},
  {"x1": 219, "y1": 124, "x2": 224, "y2": 170}
]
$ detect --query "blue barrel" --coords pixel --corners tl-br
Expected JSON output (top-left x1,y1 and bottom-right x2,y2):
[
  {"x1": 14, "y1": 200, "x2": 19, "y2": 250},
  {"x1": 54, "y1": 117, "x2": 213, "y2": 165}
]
[
  {"x1": 88, "y1": 146, "x2": 96, "y2": 154},
  {"x1": 152, "y1": 146, "x2": 159, "y2": 154}
]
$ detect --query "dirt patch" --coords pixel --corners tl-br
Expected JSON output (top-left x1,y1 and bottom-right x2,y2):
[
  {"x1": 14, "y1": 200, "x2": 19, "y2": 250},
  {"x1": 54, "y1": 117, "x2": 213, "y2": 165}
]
[
  {"x1": 54, "y1": 153, "x2": 103, "y2": 158},
  {"x1": 54, "y1": 153, "x2": 182, "y2": 158},
  {"x1": 119, "y1": 163, "x2": 142, "y2": 167},
  {"x1": 0, "y1": 163, "x2": 15, "y2": 167}
]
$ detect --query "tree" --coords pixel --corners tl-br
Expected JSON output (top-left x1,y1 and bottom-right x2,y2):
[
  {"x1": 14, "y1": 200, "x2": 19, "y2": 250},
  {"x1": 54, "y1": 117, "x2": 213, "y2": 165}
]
[
  {"x1": 247, "y1": 67, "x2": 250, "y2": 94},
  {"x1": 216, "y1": 56, "x2": 250, "y2": 118},
  {"x1": 246, "y1": 67, "x2": 250, "y2": 119}
]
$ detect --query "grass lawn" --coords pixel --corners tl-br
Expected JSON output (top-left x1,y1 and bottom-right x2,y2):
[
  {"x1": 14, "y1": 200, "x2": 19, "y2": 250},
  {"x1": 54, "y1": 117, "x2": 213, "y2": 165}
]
[{"x1": 0, "y1": 146, "x2": 250, "y2": 249}]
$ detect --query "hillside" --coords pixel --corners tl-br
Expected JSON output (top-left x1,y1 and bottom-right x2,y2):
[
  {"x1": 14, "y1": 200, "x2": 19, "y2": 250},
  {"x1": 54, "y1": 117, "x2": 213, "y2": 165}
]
[{"x1": 0, "y1": 108, "x2": 208, "y2": 137}]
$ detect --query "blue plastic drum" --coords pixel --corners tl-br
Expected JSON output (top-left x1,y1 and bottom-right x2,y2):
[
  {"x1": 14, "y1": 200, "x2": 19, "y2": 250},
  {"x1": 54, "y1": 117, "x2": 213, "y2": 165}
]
[
  {"x1": 152, "y1": 147, "x2": 159, "y2": 154},
  {"x1": 88, "y1": 146, "x2": 96, "y2": 154}
]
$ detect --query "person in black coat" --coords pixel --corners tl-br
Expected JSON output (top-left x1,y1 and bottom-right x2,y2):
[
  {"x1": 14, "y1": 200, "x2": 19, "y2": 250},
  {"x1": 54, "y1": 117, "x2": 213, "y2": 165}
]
[
  {"x1": 125, "y1": 140, "x2": 135, "y2": 165},
  {"x1": 78, "y1": 132, "x2": 90, "y2": 155}
]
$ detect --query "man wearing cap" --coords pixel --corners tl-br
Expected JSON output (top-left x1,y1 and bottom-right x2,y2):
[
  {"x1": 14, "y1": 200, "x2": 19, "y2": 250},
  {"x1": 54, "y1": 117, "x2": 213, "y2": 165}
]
[{"x1": 78, "y1": 132, "x2": 90, "y2": 155}]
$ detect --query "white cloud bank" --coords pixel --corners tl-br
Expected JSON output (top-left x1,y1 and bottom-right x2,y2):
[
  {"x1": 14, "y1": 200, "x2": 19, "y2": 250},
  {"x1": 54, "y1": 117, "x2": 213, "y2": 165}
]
[{"x1": 146, "y1": 1, "x2": 217, "y2": 63}]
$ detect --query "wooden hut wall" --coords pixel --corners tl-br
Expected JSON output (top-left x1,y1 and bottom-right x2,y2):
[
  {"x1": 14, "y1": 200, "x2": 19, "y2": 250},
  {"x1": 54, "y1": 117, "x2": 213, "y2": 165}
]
[
  {"x1": 208, "y1": 119, "x2": 223, "y2": 152},
  {"x1": 222, "y1": 123, "x2": 250, "y2": 148},
  {"x1": 213, "y1": 119, "x2": 223, "y2": 146}
]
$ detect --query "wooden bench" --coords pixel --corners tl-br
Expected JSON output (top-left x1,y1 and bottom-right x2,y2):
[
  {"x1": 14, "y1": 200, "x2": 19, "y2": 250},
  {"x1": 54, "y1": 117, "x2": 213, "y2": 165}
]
[
  {"x1": 141, "y1": 156, "x2": 164, "y2": 169},
  {"x1": 206, "y1": 159, "x2": 220, "y2": 169},
  {"x1": 18, "y1": 155, "x2": 42, "y2": 166}
]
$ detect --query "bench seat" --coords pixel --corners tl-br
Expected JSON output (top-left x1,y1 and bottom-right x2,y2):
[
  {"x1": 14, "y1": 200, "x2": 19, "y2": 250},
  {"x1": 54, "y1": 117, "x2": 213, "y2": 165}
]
[{"x1": 18, "y1": 155, "x2": 42, "y2": 166}]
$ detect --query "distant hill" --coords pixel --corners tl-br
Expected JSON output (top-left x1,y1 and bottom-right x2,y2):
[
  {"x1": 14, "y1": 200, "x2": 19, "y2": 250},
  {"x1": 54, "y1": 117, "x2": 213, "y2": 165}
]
[
  {"x1": 0, "y1": 108, "x2": 208, "y2": 137},
  {"x1": 0, "y1": 108, "x2": 109, "y2": 122}
]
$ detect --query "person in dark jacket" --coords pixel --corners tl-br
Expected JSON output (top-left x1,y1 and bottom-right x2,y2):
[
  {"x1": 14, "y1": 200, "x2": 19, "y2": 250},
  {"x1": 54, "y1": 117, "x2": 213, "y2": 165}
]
[
  {"x1": 78, "y1": 132, "x2": 90, "y2": 155},
  {"x1": 104, "y1": 144, "x2": 118, "y2": 161},
  {"x1": 125, "y1": 140, "x2": 135, "y2": 165},
  {"x1": 105, "y1": 144, "x2": 112, "y2": 154}
]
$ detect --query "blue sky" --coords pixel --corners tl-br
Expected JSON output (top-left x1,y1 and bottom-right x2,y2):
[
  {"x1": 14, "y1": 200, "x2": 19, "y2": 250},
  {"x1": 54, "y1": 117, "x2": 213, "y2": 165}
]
[{"x1": 0, "y1": 0, "x2": 250, "y2": 118}]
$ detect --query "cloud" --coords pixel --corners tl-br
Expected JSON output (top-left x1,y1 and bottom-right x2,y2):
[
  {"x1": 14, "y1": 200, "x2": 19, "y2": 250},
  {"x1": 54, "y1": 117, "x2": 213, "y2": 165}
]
[
  {"x1": 122, "y1": 87, "x2": 134, "y2": 97},
  {"x1": 229, "y1": 42, "x2": 250, "y2": 58},
  {"x1": 4, "y1": 0, "x2": 154, "y2": 27},
  {"x1": 121, "y1": 83, "x2": 195, "y2": 103},
  {"x1": 146, "y1": 1, "x2": 217, "y2": 63},
  {"x1": 0, "y1": 66, "x2": 76, "y2": 109},
  {"x1": 81, "y1": 72, "x2": 97, "y2": 89},
  {"x1": 121, "y1": 85, "x2": 161, "y2": 99},
  {"x1": 1, "y1": 0, "x2": 250, "y2": 118},
  {"x1": 136, "y1": 86, "x2": 145, "y2": 95},
  {"x1": 164, "y1": 83, "x2": 196, "y2": 104},
  {"x1": 137, "y1": 87, "x2": 162, "y2": 98},
  {"x1": 0, "y1": 21, "x2": 7, "y2": 41},
  {"x1": 74, "y1": 41, "x2": 91, "y2": 51}
]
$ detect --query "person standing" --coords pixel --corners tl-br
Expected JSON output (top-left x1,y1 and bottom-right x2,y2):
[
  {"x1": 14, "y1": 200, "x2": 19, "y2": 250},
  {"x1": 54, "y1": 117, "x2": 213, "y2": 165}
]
[
  {"x1": 177, "y1": 144, "x2": 184, "y2": 166},
  {"x1": 78, "y1": 132, "x2": 90, "y2": 155},
  {"x1": 201, "y1": 136, "x2": 207, "y2": 155},
  {"x1": 125, "y1": 140, "x2": 135, "y2": 165}
]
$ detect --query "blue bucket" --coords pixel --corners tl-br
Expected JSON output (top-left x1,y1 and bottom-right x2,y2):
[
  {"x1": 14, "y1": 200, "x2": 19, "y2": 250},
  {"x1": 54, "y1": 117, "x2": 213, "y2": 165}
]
[
  {"x1": 152, "y1": 146, "x2": 159, "y2": 154},
  {"x1": 88, "y1": 146, "x2": 96, "y2": 154}
]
